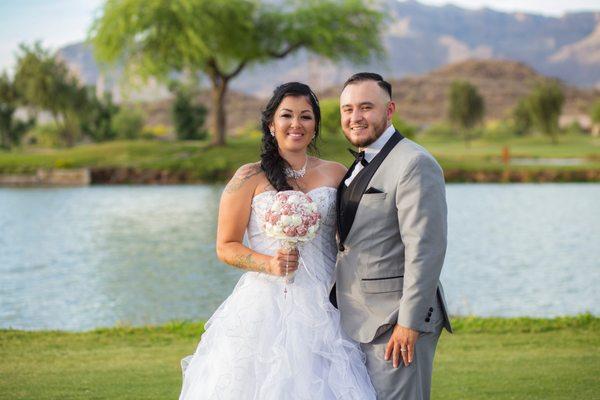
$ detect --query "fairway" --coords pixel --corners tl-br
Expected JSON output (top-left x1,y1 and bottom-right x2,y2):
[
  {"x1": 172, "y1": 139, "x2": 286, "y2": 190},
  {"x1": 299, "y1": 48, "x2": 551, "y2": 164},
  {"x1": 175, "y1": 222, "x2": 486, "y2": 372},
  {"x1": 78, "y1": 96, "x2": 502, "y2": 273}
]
[{"x1": 1, "y1": 316, "x2": 598, "y2": 399}]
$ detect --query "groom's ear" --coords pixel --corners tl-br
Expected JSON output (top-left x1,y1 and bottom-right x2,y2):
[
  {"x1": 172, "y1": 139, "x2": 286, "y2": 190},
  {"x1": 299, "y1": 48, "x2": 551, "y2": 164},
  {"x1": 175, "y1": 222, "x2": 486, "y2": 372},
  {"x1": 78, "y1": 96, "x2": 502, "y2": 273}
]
[{"x1": 386, "y1": 101, "x2": 396, "y2": 121}]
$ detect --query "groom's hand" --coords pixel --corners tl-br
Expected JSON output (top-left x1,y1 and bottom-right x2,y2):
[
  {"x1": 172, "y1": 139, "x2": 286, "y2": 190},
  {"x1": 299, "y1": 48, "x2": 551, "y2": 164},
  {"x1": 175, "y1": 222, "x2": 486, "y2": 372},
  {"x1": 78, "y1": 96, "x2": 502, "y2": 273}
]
[{"x1": 385, "y1": 324, "x2": 419, "y2": 368}]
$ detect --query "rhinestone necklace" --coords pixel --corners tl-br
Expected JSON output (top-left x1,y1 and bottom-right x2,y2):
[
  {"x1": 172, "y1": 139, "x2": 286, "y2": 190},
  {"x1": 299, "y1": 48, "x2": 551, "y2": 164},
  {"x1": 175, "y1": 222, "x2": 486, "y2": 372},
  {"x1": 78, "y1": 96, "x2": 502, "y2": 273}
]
[{"x1": 284, "y1": 157, "x2": 308, "y2": 179}]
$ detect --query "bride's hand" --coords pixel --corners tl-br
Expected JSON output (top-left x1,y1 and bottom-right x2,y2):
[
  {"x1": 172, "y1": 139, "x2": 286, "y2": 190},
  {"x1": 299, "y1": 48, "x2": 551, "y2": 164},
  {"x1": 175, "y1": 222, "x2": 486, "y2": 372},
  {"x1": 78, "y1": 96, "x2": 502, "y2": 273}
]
[{"x1": 268, "y1": 248, "x2": 299, "y2": 276}]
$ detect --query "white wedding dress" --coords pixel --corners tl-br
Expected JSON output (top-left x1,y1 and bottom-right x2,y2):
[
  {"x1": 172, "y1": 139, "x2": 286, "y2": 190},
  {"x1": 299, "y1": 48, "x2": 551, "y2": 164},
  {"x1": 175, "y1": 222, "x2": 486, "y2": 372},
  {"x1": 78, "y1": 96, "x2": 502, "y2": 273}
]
[{"x1": 180, "y1": 186, "x2": 376, "y2": 400}]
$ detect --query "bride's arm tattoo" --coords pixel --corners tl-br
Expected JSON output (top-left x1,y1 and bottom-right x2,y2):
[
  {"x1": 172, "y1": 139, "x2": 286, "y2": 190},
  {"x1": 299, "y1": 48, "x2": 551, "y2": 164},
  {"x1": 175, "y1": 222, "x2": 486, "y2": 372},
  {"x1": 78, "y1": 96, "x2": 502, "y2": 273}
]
[
  {"x1": 224, "y1": 164, "x2": 262, "y2": 194},
  {"x1": 232, "y1": 253, "x2": 268, "y2": 273}
]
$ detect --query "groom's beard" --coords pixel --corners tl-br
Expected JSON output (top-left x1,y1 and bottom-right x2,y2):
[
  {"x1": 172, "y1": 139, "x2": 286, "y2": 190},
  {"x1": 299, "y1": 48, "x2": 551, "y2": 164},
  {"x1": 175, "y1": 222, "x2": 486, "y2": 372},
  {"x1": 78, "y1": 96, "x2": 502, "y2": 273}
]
[{"x1": 344, "y1": 115, "x2": 389, "y2": 148}]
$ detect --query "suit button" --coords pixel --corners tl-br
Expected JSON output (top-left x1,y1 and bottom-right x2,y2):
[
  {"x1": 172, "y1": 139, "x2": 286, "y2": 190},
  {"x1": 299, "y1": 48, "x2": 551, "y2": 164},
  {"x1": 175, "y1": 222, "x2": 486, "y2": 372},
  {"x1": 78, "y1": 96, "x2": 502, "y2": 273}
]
[
  {"x1": 338, "y1": 244, "x2": 345, "y2": 252},
  {"x1": 429, "y1": 307, "x2": 434, "y2": 312},
  {"x1": 427, "y1": 312, "x2": 432, "y2": 316},
  {"x1": 425, "y1": 318, "x2": 431, "y2": 322}
]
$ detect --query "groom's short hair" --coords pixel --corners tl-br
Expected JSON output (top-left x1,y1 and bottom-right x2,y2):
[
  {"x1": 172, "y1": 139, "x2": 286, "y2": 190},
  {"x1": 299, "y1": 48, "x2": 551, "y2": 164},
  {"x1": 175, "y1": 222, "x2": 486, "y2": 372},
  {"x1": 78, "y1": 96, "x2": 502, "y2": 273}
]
[{"x1": 342, "y1": 72, "x2": 392, "y2": 99}]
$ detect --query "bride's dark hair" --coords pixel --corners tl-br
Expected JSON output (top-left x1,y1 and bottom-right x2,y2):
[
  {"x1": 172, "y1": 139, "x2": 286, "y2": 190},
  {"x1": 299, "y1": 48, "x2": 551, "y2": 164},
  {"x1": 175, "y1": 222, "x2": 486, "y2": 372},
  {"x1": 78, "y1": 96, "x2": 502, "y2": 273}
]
[{"x1": 260, "y1": 82, "x2": 321, "y2": 191}]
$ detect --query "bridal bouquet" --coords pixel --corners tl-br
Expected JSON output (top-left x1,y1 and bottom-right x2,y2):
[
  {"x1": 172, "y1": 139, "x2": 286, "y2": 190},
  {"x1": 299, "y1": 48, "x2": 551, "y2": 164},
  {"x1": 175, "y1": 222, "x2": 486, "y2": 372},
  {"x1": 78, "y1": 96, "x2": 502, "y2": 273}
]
[{"x1": 263, "y1": 190, "x2": 321, "y2": 294}]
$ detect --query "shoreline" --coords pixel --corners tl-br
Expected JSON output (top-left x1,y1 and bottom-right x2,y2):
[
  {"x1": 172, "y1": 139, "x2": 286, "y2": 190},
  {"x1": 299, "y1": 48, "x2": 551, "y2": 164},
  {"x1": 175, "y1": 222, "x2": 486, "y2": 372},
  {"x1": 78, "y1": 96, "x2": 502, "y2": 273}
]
[
  {"x1": 0, "y1": 166, "x2": 598, "y2": 186},
  {"x1": 2, "y1": 314, "x2": 596, "y2": 334}
]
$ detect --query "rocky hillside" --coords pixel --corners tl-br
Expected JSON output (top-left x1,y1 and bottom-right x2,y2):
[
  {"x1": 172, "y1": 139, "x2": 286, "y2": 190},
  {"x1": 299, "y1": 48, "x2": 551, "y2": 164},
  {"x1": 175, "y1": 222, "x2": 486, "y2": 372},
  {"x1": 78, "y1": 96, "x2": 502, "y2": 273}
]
[
  {"x1": 141, "y1": 59, "x2": 599, "y2": 131},
  {"x1": 382, "y1": 59, "x2": 599, "y2": 125}
]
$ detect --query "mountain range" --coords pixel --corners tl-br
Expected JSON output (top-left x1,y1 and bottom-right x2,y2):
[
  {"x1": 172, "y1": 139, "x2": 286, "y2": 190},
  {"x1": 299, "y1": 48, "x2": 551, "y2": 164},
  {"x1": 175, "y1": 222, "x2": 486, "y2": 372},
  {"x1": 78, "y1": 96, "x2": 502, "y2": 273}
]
[{"x1": 57, "y1": 0, "x2": 600, "y2": 101}]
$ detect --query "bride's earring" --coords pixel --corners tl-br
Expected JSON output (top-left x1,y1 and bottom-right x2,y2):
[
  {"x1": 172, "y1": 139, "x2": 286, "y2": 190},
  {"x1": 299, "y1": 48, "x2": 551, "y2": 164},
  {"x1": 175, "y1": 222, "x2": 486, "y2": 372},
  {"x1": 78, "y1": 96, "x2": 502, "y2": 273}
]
[{"x1": 270, "y1": 130, "x2": 275, "y2": 137}]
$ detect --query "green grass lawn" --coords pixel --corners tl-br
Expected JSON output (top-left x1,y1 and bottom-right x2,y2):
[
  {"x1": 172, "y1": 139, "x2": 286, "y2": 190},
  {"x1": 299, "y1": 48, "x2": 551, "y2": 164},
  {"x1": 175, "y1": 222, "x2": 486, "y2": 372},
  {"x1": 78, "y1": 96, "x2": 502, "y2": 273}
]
[
  {"x1": 1, "y1": 315, "x2": 598, "y2": 399},
  {"x1": 0, "y1": 133, "x2": 598, "y2": 181}
]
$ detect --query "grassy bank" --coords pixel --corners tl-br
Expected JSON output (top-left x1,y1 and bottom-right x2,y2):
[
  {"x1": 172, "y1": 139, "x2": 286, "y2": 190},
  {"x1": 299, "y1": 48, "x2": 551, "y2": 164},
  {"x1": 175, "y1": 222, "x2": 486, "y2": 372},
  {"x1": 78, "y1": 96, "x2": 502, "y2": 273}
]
[
  {"x1": 0, "y1": 134, "x2": 598, "y2": 182},
  {"x1": 1, "y1": 315, "x2": 598, "y2": 399}
]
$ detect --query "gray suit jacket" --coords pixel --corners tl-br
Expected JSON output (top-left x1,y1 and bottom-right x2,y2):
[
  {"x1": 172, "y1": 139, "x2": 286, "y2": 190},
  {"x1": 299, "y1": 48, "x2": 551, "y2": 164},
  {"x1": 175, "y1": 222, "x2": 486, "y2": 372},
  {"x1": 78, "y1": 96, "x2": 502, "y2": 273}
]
[{"x1": 335, "y1": 135, "x2": 452, "y2": 344}]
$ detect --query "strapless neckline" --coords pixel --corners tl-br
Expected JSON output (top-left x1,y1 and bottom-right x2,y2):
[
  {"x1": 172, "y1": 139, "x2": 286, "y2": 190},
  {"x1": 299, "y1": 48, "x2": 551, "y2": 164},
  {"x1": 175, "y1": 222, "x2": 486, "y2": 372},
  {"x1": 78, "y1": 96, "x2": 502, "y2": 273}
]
[{"x1": 252, "y1": 186, "x2": 337, "y2": 204}]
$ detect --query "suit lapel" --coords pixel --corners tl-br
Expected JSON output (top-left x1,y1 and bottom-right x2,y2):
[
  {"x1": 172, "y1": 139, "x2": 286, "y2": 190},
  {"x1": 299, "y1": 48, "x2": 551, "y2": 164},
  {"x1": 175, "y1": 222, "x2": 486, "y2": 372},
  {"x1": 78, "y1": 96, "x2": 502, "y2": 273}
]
[
  {"x1": 339, "y1": 131, "x2": 404, "y2": 244},
  {"x1": 336, "y1": 159, "x2": 356, "y2": 237}
]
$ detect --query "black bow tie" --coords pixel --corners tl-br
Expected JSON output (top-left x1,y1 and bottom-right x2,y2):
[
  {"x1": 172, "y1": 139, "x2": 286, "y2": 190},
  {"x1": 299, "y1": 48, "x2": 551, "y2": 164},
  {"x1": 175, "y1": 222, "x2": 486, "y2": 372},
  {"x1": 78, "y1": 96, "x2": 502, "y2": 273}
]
[{"x1": 348, "y1": 149, "x2": 369, "y2": 167}]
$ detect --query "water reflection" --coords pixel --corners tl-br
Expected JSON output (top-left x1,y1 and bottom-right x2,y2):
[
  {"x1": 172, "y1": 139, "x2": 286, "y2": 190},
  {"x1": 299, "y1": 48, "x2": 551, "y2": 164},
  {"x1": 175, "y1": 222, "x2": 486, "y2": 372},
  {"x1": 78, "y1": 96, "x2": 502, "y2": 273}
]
[{"x1": 0, "y1": 184, "x2": 598, "y2": 331}]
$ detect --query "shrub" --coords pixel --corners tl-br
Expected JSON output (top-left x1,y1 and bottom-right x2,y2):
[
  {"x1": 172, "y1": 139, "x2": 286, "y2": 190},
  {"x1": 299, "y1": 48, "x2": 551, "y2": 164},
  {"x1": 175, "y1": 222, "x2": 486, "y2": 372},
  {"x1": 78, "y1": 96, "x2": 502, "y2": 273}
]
[
  {"x1": 319, "y1": 98, "x2": 341, "y2": 135},
  {"x1": 24, "y1": 123, "x2": 62, "y2": 147},
  {"x1": 482, "y1": 120, "x2": 515, "y2": 141},
  {"x1": 172, "y1": 87, "x2": 207, "y2": 140},
  {"x1": 421, "y1": 122, "x2": 457, "y2": 140},
  {"x1": 111, "y1": 108, "x2": 145, "y2": 140},
  {"x1": 392, "y1": 114, "x2": 418, "y2": 139}
]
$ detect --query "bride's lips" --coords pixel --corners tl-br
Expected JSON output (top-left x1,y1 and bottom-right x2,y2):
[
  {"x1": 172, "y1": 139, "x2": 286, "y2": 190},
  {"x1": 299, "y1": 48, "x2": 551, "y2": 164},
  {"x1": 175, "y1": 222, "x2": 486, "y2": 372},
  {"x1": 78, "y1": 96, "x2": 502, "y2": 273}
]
[{"x1": 287, "y1": 131, "x2": 305, "y2": 140}]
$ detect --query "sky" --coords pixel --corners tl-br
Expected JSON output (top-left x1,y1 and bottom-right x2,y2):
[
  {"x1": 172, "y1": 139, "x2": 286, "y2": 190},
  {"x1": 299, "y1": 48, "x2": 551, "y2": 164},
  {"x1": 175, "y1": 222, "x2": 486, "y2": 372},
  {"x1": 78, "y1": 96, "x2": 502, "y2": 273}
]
[{"x1": 1, "y1": 0, "x2": 599, "y2": 73}]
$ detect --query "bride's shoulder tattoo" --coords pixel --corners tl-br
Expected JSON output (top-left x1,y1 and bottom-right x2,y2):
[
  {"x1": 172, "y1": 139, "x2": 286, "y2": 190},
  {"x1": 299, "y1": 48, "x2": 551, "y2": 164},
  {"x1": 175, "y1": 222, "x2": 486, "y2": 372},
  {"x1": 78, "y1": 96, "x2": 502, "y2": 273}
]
[{"x1": 225, "y1": 163, "x2": 262, "y2": 194}]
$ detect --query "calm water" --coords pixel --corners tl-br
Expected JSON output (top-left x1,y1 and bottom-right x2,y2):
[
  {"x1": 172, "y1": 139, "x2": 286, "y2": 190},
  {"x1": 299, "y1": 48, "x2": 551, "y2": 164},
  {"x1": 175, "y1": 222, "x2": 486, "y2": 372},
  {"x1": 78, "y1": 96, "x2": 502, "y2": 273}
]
[{"x1": 1, "y1": 184, "x2": 598, "y2": 331}]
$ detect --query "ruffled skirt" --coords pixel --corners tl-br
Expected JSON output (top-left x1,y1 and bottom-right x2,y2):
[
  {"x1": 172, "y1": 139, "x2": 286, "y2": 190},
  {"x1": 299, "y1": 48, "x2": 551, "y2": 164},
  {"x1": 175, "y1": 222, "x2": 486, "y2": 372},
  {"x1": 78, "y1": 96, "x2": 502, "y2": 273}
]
[{"x1": 179, "y1": 270, "x2": 376, "y2": 400}]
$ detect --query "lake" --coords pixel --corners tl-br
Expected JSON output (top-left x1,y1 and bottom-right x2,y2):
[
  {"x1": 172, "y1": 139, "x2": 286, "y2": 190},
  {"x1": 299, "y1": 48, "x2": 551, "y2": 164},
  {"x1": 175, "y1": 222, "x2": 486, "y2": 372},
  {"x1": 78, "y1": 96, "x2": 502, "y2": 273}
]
[{"x1": 1, "y1": 184, "x2": 598, "y2": 331}]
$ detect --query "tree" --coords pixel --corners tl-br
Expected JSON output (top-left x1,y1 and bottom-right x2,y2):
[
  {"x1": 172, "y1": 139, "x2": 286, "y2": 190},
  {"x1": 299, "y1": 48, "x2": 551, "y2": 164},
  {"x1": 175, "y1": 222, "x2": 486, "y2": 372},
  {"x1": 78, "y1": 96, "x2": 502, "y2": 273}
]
[
  {"x1": 111, "y1": 107, "x2": 145, "y2": 140},
  {"x1": 319, "y1": 98, "x2": 341, "y2": 135},
  {"x1": 447, "y1": 80, "x2": 485, "y2": 146},
  {"x1": 0, "y1": 73, "x2": 34, "y2": 148},
  {"x1": 90, "y1": 0, "x2": 383, "y2": 146},
  {"x1": 80, "y1": 88, "x2": 120, "y2": 142},
  {"x1": 526, "y1": 81, "x2": 564, "y2": 144},
  {"x1": 391, "y1": 114, "x2": 417, "y2": 139},
  {"x1": 171, "y1": 83, "x2": 207, "y2": 140},
  {"x1": 13, "y1": 42, "x2": 87, "y2": 146},
  {"x1": 512, "y1": 98, "x2": 532, "y2": 136},
  {"x1": 589, "y1": 100, "x2": 600, "y2": 137}
]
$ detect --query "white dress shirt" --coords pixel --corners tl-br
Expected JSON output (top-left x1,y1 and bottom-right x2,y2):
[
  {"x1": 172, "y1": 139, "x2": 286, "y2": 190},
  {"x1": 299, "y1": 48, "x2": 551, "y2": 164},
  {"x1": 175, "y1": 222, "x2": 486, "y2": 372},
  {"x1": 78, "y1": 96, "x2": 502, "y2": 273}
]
[{"x1": 344, "y1": 124, "x2": 396, "y2": 186}]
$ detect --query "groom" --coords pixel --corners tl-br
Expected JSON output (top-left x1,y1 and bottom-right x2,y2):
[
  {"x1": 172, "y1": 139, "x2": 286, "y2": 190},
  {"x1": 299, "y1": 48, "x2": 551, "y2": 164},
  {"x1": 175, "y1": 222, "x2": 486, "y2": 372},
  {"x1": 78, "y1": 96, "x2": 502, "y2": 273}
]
[{"x1": 332, "y1": 72, "x2": 452, "y2": 399}]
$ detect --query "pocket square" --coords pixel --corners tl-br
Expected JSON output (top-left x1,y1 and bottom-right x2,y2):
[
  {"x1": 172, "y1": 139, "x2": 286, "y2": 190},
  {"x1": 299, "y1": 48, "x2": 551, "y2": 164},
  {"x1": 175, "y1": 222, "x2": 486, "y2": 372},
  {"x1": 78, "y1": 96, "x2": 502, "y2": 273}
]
[{"x1": 364, "y1": 187, "x2": 384, "y2": 194}]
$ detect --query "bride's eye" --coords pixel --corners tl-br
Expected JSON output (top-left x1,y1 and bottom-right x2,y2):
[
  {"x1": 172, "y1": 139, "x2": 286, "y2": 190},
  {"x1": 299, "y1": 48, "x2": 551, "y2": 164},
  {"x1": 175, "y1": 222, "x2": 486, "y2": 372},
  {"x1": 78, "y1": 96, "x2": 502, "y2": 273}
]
[
  {"x1": 301, "y1": 115, "x2": 313, "y2": 120},
  {"x1": 280, "y1": 113, "x2": 292, "y2": 118}
]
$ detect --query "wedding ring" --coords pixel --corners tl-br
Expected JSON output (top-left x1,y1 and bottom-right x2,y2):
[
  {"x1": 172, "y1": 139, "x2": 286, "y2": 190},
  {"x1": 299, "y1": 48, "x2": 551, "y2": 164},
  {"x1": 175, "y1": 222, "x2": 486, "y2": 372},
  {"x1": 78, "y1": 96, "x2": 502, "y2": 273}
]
[{"x1": 400, "y1": 348, "x2": 407, "y2": 352}]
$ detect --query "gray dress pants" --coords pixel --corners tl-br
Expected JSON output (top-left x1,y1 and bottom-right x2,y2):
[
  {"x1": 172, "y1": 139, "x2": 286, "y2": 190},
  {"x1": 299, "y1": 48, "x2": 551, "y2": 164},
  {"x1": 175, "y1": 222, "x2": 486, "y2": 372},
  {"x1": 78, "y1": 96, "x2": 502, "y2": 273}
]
[{"x1": 360, "y1": 304, "x2": 444, "y2": 399}]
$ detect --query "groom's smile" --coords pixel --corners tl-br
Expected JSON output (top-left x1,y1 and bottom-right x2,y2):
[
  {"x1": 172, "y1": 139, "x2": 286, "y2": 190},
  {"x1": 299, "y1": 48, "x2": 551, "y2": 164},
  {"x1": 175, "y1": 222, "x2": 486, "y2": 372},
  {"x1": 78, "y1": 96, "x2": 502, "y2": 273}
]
[{"x1": 340, "y1": 80, "x2": 395, "y2": 148}]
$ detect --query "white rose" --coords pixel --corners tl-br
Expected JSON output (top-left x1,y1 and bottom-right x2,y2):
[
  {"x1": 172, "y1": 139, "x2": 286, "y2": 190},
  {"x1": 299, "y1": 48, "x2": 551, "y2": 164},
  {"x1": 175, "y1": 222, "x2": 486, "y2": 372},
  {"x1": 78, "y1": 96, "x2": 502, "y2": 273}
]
[
  {"x1": 309, "y1": 203, "x2": 317, "y2": 213},
  {"x1": 291, "y1": 215, "x2": 302, "y2": 226},
  {"x1": 288, "y1": 194, "x2": 300, "y2": 204},
  {"x1": 308, "y1": 225, "x2": 317, "y2": 235},
  {"x1": 271, "y1": 202, "x2": 281, "y2": 212},
  {"x1": 280, "y1": 215, "x2": 292, "y2": 225}
]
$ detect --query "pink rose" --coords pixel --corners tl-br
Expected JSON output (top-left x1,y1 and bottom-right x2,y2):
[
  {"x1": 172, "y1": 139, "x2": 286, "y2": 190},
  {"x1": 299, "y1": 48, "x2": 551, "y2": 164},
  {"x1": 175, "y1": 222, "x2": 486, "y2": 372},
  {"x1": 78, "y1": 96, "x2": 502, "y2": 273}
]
[
  {"x1": 269, "y1": 213, "x2": 280, "y2": 224},
  {"x1": 284, "y1": 226, "x2": 296, "y2": 237},
  {"x1": 296, "y1": 226, "x2": 307, "y2": 236}
]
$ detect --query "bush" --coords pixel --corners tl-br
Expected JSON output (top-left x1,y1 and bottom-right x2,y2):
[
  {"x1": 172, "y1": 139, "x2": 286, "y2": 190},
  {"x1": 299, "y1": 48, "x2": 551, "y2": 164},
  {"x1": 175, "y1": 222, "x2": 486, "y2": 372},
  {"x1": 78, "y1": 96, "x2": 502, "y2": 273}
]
[
  {"x1": 111, "y1": 108, "x2": 145, "y2": 140},
  {"x1": 512, "y1": 98, "x2": 532, "y2": 136},
  {"x1": 172, "y1": 87, "x2": 207, "y2": 140},
  {"x1": 392, "y1": 114, "x2": 417, "y2": 139},
  {"x1": 564, "y1": 121, "x2": 585, "y2": 136},
  {"x1": 237, "y1": 121, "x2": 263, "y2": 139},
  {"x1": 421, "y1": 122, "x2": 457, "y2": 140},
  {"x1": 24, "y1": 123, "x2": 62, "y2": 147},
  {"x1": 482, "y1": 120, "x2": 515, "y2": 141},
  {"x1": 319, "y1": 98, "x2": 341, "y2": 135},
  {"x1": 81, "y1": 90, "x2": 119, "y2": 142},
  {"x1": 141, "y1": 124, "x2": 172, "y2": 140}
]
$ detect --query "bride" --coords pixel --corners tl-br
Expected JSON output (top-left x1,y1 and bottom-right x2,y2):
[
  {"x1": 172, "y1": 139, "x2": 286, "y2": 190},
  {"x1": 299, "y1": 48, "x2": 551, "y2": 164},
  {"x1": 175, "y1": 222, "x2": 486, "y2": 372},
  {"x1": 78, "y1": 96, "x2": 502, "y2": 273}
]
[{"x1": 179, "y1": 82, "x2": 376, "y2": 399}]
